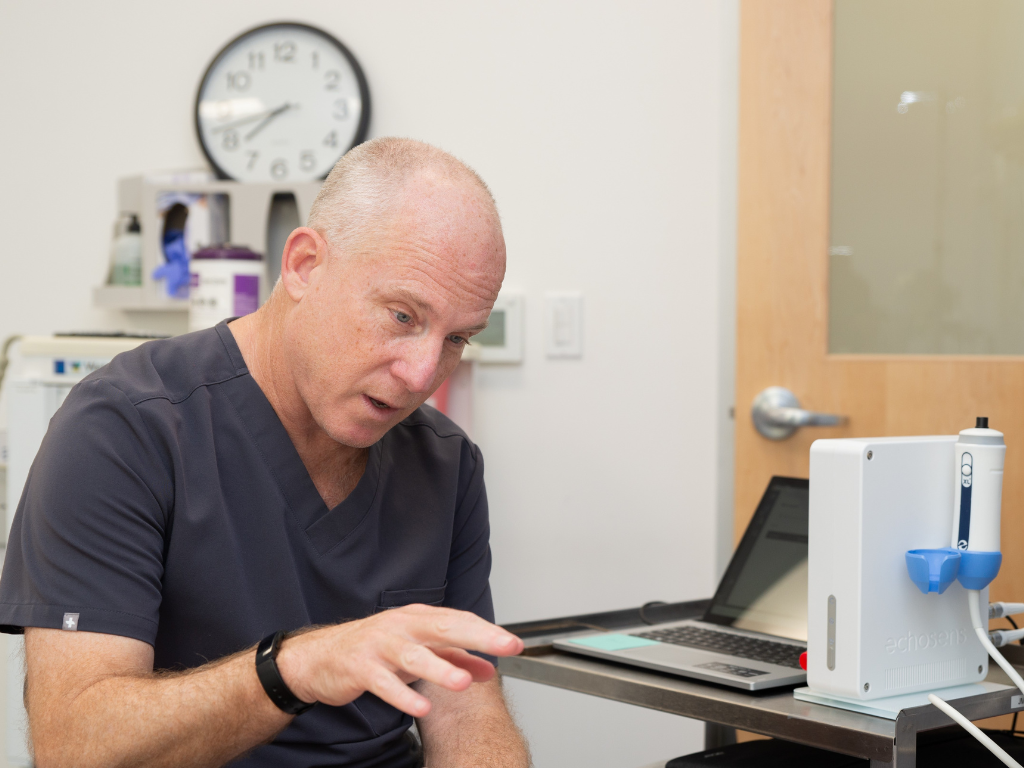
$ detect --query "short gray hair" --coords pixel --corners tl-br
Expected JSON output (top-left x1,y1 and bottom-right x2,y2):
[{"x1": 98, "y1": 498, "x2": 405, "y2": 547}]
[{"x1": 306, "y1": 137, "x2": 499, "y2": 251}]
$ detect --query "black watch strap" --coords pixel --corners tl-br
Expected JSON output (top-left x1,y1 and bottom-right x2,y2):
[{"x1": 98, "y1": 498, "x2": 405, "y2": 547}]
[{"x1": 255, "y1": 631, "x2": 316, "y2": 715}]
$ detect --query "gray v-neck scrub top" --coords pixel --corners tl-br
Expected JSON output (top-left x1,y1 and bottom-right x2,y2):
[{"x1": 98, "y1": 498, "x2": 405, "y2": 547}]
[{"x1": 0, "y1": 322, "x2": 496, "y2": 768}]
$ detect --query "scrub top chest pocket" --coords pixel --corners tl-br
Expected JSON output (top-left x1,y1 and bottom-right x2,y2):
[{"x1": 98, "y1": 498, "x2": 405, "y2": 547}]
[{"x1": 374, "y1": 582, "x2": 447, "y2": 613}]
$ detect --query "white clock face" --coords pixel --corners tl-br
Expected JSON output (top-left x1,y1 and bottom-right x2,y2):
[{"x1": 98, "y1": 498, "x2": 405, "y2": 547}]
[{"x1": 196, "y1": 24, "x2": 369, "y2": 182}]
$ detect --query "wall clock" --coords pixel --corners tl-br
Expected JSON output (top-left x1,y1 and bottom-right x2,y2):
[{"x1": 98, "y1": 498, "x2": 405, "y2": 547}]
[{"x1": 195, "y1": 22, "x2": 371, "y2": 182}]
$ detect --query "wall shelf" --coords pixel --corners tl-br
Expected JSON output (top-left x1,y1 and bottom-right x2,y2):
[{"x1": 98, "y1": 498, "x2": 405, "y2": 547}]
[{"x1": 93, "y1": 175, "x2": 321, "y2": 313}]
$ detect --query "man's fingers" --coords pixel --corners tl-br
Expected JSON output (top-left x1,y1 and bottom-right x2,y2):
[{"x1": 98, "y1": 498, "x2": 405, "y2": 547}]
[
  {"x1": 396, "y1": 605, "x2": 524, "y2": 658},
  {"x1": 366, "y1": 668, "x2": 434, "y2": 718},
  {"x1": 433, "y1": 647, "x2": 497, "y2": 683},
  {"x1": 286, "y1": 608, "x2": 521, "y2": 711},
  {"x1": 391, "y1": 641, "x2": 473, "y2": 691}
]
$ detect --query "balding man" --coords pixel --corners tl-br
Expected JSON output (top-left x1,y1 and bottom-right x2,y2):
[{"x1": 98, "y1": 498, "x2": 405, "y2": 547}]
[{"x1": 0, "y1": 138, "x2": 530, "y2": 768}]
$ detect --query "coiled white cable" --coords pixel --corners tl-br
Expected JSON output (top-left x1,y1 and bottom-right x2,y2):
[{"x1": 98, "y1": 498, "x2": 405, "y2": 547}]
[{"x1": 928, "y1": 591, "x2": 1024, "y2": 767}]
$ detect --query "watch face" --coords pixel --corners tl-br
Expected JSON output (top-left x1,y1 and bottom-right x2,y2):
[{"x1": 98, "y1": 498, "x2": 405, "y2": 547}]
[{"x1": 195, "y1": 23, "x2": 370, "y2": 182}]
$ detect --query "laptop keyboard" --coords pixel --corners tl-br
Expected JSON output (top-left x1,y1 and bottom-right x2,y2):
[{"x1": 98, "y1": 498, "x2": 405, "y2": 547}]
[{"x1": 632, "y1": 625, "x2": 805, "y2": 669}]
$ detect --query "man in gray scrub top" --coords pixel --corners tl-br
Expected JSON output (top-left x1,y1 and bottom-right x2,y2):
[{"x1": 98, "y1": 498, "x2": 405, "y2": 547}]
[{"x1": 0, "y1": 138, "x2": 529, "y2": 767}]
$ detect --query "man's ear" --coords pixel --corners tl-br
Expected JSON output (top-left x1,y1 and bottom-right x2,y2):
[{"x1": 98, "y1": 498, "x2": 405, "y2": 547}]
[{"x1": 280, "y1": 227, "x2": 330, "y2": 302}]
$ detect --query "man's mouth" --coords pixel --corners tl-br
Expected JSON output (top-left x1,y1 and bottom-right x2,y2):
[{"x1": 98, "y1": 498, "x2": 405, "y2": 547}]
[{"x1": 367, "y1": 396, "x2": 393, "y2": 410}]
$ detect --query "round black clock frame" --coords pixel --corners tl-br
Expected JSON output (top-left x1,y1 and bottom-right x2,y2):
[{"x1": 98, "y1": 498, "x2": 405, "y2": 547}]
[{"x1": 194, "y1": 21, "x2": 372, "y2": 181}]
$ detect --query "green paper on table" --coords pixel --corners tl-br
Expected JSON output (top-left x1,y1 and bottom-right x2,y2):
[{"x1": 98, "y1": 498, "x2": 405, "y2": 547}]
[{"x1": 568, "y1": 633, "x2": 660, "y2": 651}]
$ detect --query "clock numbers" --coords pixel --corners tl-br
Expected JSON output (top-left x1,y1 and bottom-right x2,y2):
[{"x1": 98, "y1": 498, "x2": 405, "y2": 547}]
[
  {"x1": 198, "y1": 24, "x2": 369, "y2": 181},
  {"x1": 274, "y1": 41, "x2": 296, "y2": 62},
  {"x1": 226, "y1": 71, "x2": 250, "y2": 91}
]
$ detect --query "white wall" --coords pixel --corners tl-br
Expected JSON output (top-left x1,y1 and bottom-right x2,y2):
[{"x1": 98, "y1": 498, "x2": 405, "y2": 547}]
[{"x1": 0, "y1": 2, "x2": 738, "y2": 766}]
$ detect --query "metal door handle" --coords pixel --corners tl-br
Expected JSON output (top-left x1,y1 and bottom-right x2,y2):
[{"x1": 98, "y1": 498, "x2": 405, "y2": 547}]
[{"x1": 751, "y1": 386, "x2": 847, "y2": 440}]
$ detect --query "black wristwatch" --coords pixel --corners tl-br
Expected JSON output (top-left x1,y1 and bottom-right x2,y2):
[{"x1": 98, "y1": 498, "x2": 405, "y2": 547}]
[{"x1": 255, "y1": 631, "x2": 316, "y2": 715}]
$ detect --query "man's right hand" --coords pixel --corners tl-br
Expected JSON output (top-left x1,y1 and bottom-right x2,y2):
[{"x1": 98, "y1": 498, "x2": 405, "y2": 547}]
[
  {"x1": 276, "y1": 604, "x2": 524, "y2": 717},
  {"x1": 24, "y1": 607, "x2": 522, "y2": 768}
]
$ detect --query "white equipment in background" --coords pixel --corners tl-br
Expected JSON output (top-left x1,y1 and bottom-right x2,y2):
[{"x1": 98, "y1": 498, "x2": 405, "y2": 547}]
[
  {"x1": 3, "y1": 335, "x2": 151, "y2": 767},
  {"x1": 806, "y1": 435, "x2": 989, "y2": 700},
  {"x1": 805, "y1": 429, "x2": 1024, "y2": 768}
]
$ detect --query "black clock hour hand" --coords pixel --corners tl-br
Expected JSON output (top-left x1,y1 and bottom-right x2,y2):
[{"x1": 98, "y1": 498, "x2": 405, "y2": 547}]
[
  {"x1": 210, "y1": 103, "x2": 292, "y2": 133},
  {"x1": 244, "y1": 103, "x2": 297, "y2": 141}
]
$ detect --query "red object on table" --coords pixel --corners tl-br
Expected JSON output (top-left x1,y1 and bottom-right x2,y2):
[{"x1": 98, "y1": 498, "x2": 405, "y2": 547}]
[{"x1": 799, "y1": 651, "x2": 808, "y2": 671}]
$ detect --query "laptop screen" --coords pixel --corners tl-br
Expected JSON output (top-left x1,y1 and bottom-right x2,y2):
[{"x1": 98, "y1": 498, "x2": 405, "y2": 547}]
[{"x1": 702, "y1": 477, "x2": 809, "y2": 641}]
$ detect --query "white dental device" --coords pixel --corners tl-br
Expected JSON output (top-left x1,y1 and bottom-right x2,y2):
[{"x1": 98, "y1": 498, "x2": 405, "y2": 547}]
[
  {"x1": 808, "y1": 421, "x2": 1024, "y2": 768},
  {"x1": 807, "y1": 435, "x2": 988, "y2": 700}
]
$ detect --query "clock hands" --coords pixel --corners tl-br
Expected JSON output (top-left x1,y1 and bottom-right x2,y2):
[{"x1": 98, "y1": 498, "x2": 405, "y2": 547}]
[
  {"x1": 210, "y1": 107, "x2": 278, "y2": 133},
  {"x1": 244, "y1": 103, "x2": 297, "y2": 141},
  {"x1": 210, "y1": 103, "x2": 297, "y2": 134}
]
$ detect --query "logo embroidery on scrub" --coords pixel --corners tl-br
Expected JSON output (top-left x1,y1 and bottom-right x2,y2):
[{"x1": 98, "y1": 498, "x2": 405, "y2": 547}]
[{"x1": 62, "y1": 613, "x2": 79, "y2": 631}]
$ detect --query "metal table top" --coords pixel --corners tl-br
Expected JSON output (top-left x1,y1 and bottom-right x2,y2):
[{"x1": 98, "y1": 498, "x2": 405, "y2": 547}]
[{"x1": 499, "y1": 600, "x2": 1024, "y2": 767}]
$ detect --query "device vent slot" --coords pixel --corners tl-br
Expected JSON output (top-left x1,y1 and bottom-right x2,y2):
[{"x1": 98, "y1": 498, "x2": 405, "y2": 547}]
[{"x1": 884, "y1": 658, "x2": 968, "y2": 691}]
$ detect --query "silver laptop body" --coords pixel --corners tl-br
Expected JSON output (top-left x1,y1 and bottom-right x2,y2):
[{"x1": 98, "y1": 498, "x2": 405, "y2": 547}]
[{"x1": 554, "y1": 477, "x2": 809, "y2": 691}]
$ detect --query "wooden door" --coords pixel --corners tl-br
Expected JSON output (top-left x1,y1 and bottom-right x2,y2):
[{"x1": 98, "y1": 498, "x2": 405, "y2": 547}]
[{"x1": 735, "y1": 0, "x2": 1024, "y2": 609}]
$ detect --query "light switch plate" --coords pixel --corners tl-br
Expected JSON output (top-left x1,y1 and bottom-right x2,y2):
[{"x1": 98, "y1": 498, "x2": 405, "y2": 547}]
[{"x1": 545, "y1": 291, "x2": 583, "y2": 358}]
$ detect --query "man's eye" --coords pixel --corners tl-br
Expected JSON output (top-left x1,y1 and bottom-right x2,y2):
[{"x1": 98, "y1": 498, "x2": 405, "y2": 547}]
[
  {"x1": 447, "y1": 334, "x2": 467, "y2": 345},
  {"x1": 394, "y1": 311, "x2": 412, "y2": 324}
]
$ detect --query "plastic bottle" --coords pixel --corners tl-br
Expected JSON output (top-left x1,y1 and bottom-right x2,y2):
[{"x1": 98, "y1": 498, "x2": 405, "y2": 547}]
[{"x1": 111, "y1": 214, "x2": 142, "y2": 286}]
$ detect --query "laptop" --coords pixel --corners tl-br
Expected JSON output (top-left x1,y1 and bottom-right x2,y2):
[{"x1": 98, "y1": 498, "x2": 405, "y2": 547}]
[{"x1": 554, "y1": 476, "x2": 809, "y2": 691}]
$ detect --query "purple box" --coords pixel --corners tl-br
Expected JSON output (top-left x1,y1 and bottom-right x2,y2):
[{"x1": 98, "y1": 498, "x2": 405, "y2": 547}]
[{"x1": 233, "y1": 274, "x2": 260, "y2": 316}]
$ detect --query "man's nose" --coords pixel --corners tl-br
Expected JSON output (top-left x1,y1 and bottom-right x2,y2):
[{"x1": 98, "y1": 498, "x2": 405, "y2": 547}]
[{"x1": 392, "y1": 338, "x2": 443, "y2": 394}]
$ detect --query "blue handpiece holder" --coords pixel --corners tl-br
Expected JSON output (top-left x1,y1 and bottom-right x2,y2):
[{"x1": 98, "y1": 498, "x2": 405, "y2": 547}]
[
  {"x1": 957, "y1": 550, "x2": 1002, "y2": 590},
  {"x1": 906, "y1": 548, "x2": 961, "y2": 594},
  {"x1": 905, "y1": 548, "x2": 1002, "y2": 593}
]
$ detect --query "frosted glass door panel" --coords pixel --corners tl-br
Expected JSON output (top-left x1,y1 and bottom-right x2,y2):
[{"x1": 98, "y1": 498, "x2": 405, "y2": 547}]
[{"x1": 829, "y1": 0, "x2": 1024, "y2": 354}]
